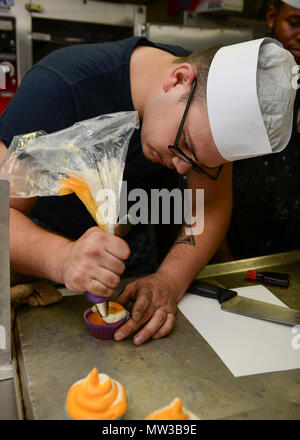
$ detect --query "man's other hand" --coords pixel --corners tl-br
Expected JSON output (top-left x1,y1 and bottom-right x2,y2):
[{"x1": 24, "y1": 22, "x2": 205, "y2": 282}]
[{"x1": 114, "y1": 274, "x2": 178, "y2": 345}]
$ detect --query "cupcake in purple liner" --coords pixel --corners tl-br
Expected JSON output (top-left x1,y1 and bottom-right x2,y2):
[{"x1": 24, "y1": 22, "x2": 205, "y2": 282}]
[{"x1": 84, "y1": 301, "x2": 130, "y2": 339}]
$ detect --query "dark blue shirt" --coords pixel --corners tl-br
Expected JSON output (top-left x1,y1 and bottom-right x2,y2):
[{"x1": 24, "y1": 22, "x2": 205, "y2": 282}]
[{"x1": 0, "y1": 37, "x2": 189, "y2": 274}]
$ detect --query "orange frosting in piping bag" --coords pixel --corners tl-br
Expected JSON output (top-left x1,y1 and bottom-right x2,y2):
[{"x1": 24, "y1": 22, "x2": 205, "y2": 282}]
[
  {"x1": 60, "y1": 176, "x2": 106, "y2": 231},
  {"x1": 66, "y1": 368, "x2": 127, "y2": 420}
]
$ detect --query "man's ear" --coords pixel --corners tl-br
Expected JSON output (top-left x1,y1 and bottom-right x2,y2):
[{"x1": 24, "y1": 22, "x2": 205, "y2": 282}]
[
  {"x1": 266, "y1": 5, "x2": 277, "y2": 30},
  {"x1": 162, "y1": 63, "x2": 195, "y2": 93}
]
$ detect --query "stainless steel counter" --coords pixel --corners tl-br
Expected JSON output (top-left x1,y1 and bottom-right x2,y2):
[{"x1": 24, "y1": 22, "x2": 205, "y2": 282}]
[
  {"x1": 12, "y1": 251, "x2": 300, "y2": 419},
  {"x1": 0, "y1": 379, "x2": 19, "y2": 420}
]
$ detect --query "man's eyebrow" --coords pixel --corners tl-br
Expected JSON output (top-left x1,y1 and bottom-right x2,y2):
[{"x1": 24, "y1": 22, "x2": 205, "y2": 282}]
[
  {"x1": 187, "y1": 133, "x2": 220, "y2": 170},
  {"x1": 287, "y1": 15, "x2": 300, "y2": 20}
]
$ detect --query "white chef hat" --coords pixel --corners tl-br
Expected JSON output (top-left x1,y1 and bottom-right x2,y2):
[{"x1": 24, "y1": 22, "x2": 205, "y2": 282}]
[
  {"x1": 207, "y1": 37, "x2": 298, "y2": 161},
  {"x1": 282, "y1": 0, "x2": 300, "y2": 8}
]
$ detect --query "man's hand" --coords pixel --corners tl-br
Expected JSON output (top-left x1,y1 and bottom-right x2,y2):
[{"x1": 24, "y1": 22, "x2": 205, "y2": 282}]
[
  {"x1": 114, "y1": 274, "x2": 179, "y2": 345},
  {"x1": 61, "y1": 227, "x2": 130, "y2": 297}
]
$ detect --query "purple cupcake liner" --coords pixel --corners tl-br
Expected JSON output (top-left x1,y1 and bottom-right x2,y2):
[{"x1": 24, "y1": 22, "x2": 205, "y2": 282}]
[
  {"x1": 84, "y1": 307, "x2": 130, "y2": 340},
  {"x1": 84, "y1": 291, "x2": 108, "y2": 305}
]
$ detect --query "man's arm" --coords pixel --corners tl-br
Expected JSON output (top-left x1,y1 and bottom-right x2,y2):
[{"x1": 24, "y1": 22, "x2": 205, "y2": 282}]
[
  {"x1": 157, "y1": 162, "x2": 233, "y2": 292},
  {"x1": 116, "y1": 163, "x2": 233, "y2": 344},
  {"x1": 0, "y1": 140, "x2": 130, "y2": 297}
]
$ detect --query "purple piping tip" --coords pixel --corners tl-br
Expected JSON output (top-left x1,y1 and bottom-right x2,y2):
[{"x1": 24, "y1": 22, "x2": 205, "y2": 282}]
[{"x1": 84, "y1": 291, "x2": 108, "y2": 304}]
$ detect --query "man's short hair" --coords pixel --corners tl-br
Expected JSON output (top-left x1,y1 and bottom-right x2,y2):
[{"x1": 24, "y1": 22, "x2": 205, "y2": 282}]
[{"x1": 173, "y1": 46, "x2": 220, "y2": 104}]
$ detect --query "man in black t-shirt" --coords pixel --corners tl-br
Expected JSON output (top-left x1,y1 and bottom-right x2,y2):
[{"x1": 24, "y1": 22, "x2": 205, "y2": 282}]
[
  {"x1": 0, "y1": 38, "x2": 190, "y2": 274},
  {"x1": 0, "y1": 36, "x2": 296, "y2": 345}
]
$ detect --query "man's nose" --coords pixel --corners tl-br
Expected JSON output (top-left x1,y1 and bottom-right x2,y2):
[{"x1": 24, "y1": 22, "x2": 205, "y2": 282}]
[{"x1": 171, "y1": 156, "x2": 192, "y2": 175}]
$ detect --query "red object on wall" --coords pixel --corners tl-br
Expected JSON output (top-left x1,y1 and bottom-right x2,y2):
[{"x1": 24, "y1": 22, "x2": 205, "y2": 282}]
[
  {"x1": 0, "y1": 17, "x2": 18, "y2": 116},
  {"x1": 168, "y1": 0, "x2": 204, "y2": 16},
  {"x1": 0, "y1": 65, "x2": 18, "y2": 115}
]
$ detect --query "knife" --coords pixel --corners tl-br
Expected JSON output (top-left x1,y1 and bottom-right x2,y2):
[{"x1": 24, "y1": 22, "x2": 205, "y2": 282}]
[{"x1": 187, "y1": 280, "x2": 300, "y2": 326}]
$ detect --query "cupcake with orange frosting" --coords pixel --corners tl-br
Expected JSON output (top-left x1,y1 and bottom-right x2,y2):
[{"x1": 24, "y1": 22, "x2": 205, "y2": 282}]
[
  {"x1": 65, "y1": 368, "x2": 127, "y2": 420},
  {"x1": 145, "y1": 398, "x2": 200, "y2": 420},
  {"x1": 84, "y1": 301, "x2": 129, "y2": 339}
]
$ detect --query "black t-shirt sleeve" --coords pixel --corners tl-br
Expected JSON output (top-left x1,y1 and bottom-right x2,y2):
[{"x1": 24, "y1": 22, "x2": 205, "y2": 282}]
[{"x1": 0, "y1": 66, "x2": 76, "y2": 148}]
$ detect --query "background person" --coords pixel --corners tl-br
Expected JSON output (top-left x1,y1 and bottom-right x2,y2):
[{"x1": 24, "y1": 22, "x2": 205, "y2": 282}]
[{"x1": 214, "y1": 0, "x2": 300, "y2": 263}]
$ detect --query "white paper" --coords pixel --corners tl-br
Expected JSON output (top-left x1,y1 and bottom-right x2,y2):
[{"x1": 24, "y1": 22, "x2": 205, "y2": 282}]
[{"x1": 178, "y1": 285, "x2": 300, "y2": 377}]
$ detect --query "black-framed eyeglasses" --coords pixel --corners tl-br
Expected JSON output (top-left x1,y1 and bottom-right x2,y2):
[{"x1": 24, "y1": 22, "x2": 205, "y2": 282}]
[{"x1": 168, "y1": 77, "x2": 223, "y2": 181}]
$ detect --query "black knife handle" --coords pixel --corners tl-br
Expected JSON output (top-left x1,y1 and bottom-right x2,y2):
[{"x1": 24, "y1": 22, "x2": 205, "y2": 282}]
[{"x1": 187, "y1": 280, "x2": 237, "y2": 304}]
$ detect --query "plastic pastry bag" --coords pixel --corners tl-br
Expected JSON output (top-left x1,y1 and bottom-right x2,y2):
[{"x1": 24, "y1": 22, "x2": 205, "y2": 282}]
[{"x1": 0, "y1": 111, "x2": 139, "y2": 234}]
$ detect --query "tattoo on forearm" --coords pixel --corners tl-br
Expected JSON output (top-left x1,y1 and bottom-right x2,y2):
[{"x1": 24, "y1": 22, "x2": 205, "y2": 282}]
[{"x1": 174, "y1": 230, "x2": 196, "y2": 246}]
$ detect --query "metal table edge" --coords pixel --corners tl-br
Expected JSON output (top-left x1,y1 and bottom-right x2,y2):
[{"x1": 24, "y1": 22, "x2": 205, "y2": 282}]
[
  {"x1": 13, "y1": 319, "x2": 33, "y2": 420},
  {"x1": 196, "y1": 250, "x2": 300, "y2": 279}
]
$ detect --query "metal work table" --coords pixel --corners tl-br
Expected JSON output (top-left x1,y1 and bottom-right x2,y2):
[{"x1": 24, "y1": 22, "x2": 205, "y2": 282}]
[
  {"x1": 0, "y1": 379, "x2": 19, "y2": 420},
  {"x1": 9, "y1": 251, "x2": 300, "y2": 419}
]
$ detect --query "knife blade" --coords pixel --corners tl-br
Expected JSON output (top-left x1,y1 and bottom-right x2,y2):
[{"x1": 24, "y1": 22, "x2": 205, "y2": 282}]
[{"x1": 187, "y1": 280, "x2": 300, "y2": 326}]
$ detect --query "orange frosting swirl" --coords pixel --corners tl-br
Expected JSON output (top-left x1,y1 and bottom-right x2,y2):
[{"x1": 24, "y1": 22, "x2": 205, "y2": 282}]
[
  {"x1": 66, "y1": 368, "x2": 127, "y2": 420},
  {"x1": 145, "y1": 398, "x2": 190, "y2": 420}
]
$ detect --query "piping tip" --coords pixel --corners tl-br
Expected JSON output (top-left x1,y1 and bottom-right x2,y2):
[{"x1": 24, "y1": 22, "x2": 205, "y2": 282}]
[{"x1": 96, "y1": 301, "x2": 108, "y2": 318}]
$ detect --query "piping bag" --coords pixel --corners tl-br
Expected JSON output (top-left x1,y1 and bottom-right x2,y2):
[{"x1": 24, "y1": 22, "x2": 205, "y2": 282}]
[
  {"x1": 0, "y1": 111, "x2": 140, "y2": 317},
  {"x1": 84, "y1": 216, "x2": 132, "y2": 317}
]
